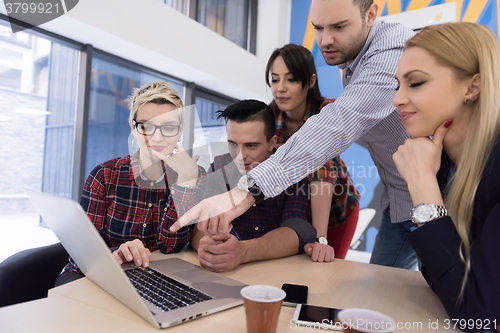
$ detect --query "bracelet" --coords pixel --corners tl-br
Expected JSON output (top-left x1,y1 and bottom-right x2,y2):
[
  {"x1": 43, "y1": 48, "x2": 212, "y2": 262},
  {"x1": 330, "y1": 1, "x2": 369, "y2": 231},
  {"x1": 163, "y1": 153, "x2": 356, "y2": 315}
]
[{"x1": 175, "y1": 183, "x2": 195, "y2": 189}]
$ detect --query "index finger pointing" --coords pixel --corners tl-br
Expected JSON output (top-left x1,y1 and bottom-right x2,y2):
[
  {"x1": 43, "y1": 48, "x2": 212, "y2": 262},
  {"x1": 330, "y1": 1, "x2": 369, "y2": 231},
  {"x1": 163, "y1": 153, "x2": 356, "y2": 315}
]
[{"x1": 170, "y1": 204, "x2": 201, "y2": 232}]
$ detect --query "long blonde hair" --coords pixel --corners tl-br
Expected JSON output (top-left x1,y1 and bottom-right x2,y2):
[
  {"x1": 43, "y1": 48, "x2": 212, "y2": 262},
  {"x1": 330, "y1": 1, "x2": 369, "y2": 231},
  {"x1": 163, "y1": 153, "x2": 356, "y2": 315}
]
[{"x1": 406, "y1": 22, "x2": 500, "y2": 292}]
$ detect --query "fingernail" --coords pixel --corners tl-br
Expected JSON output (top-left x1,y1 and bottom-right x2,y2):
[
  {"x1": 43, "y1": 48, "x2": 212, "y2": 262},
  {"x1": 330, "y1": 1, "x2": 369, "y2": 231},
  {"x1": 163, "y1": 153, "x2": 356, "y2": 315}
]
[
  {"x1": 444, "y1": 121, "x2": 453, "y2": 128},
  {"x1": 127, "y1": 256, "x2": 133, "y2": 261},
  {"x1": 135, "y1": 260, "x2": 141, "y2": 266}
]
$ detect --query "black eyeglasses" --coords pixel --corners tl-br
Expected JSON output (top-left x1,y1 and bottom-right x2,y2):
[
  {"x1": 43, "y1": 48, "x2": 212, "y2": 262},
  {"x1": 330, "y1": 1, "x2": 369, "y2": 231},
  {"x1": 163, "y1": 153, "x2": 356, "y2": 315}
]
[{"x1": 133, "y1": 120, "x2": 181, "y2": 137}]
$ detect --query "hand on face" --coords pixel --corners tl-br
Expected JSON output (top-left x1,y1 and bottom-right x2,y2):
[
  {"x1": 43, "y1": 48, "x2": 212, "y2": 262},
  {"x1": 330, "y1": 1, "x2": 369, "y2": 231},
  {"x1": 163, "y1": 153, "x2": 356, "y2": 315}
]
[
  {"x1": 113, "y1": 239, "x2": 152, "y2": 267},
  {"x1": 393, "y1": 120, "x2": 452, "y2": 185},
  {"x1": 150, "y1": 144, "x2": 199, "y2": 184},
  {"x1": 197, "y1": 233, "x2": 243, "y2": 272},
  {"x1": 304, "y1": 243, "x2": 335, "y2": 263}
]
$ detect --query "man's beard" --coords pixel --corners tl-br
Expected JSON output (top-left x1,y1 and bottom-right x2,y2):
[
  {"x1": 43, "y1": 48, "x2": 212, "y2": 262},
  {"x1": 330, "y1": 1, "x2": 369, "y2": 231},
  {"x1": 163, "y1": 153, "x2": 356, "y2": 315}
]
[{"x1": 322, "y1": 23, "x2": 367, "y2": 66}]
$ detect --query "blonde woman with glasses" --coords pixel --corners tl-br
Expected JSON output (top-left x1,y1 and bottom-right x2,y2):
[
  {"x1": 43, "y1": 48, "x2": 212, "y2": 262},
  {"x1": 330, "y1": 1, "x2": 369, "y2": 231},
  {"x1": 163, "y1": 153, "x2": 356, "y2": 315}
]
[
  {"x1": 393, "y1": 22, "x2": 500, "y2": 330},
  {"x1": 56, "y1": 81, "x2": 204, "y2": 286}
]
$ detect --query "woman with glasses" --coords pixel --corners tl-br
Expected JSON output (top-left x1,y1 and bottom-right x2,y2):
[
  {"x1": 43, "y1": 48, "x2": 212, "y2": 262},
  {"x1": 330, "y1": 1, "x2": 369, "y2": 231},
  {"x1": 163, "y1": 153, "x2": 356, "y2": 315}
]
[{"x1": 56, "y1": 81, "x2": 204, "y2": 285}]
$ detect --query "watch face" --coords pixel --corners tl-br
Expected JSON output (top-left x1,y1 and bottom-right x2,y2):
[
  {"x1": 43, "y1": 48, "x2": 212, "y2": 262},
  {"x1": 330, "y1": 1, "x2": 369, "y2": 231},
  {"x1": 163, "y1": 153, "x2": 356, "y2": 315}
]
[
  {"x1": 238, "y1": 175, "x2": 252, "y2": 192},
  {"x1": 414, "y1": 204, "x2": 435, "y2": 223},
  {"x1": 246, "y1": 176, "x2": 256, "y2": 188},
  {"x1": 240, "y1": 177, "x2": 248, "y2": 188},
  {"x1": 318, "y1": 237, "x2": 328, "y2": 245}
]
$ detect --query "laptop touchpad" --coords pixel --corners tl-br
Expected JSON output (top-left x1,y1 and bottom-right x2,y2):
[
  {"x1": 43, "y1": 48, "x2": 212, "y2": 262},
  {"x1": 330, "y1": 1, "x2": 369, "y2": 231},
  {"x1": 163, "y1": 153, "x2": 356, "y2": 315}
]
[{"x1": 174, "y1": 268, "x2": 221, "y2": 283}]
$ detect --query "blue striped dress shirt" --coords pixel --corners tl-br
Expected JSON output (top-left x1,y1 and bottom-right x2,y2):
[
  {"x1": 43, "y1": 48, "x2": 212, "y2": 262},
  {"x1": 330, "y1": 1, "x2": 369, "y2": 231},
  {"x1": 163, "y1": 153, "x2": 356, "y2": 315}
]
[{"x1": 248, "y1": 20, "x2": 416, "y2": 223}]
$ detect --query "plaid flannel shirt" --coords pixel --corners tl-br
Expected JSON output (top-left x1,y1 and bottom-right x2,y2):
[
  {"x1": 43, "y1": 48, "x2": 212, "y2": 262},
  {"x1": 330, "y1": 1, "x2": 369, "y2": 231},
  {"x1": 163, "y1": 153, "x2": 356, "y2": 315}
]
[
  {"x1": 275, "y1": 98, "x2": 360, "y2": 225},
  {"x1": 204, "y1": 153, "x2": 312, "y2": 252},
  {"x1": 65, "y1": 153, "x2": 205, "y2": 273}
]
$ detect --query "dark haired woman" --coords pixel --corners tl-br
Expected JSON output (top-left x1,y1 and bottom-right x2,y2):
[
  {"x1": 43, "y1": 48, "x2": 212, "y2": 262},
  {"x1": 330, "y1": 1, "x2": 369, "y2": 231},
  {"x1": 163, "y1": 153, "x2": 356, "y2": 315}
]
[{"x1": 266, "y1": 44, "x2": 360, "y2": 262}]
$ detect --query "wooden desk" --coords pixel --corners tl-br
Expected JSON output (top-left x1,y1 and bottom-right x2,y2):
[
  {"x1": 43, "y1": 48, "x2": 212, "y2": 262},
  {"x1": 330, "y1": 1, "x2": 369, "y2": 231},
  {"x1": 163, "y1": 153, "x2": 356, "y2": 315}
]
[{"x1": 0, "y1": 251, "x2": 457, "y2": 332}]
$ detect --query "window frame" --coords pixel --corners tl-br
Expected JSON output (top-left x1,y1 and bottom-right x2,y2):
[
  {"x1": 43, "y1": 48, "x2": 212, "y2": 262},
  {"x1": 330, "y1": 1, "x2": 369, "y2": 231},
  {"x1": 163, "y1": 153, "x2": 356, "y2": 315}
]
[
  {"x1": 167, "y1": 0, "x2": 257, "y2": 54},
  {"x1": 0, "y1": 13, "x2": 237, "y2": 201}
]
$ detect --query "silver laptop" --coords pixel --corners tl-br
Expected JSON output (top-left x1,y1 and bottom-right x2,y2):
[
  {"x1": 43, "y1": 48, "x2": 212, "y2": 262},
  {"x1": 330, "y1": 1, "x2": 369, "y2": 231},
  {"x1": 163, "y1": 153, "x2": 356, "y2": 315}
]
[{"x1": 25, "y1": 189, "x2": 246, "y2": 328}]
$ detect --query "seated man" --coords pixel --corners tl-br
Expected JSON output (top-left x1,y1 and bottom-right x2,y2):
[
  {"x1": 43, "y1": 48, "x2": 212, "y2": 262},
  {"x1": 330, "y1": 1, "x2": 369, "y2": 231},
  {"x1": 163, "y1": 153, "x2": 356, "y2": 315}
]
[{"x1": 191, "y1": 99, "x2": 319, "y2": 272}]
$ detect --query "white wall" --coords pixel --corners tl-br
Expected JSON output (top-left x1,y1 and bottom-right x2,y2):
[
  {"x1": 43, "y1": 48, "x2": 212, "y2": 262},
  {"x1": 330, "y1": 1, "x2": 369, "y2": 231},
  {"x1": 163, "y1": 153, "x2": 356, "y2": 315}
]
[
  {"x1": 256, "y1": 0, "x2": 291, "y2": 102},
  {"x1": 0, "y1": 0, "x2": 292, "y2": 102},
  {"x1": 256, "y1": 0, "x2": 291, "y2": 60}
]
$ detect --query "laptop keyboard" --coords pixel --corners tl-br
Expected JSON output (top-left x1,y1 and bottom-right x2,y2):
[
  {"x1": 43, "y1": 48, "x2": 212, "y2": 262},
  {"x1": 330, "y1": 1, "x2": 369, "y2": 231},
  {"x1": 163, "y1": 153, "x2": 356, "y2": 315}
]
[{"x1": 125, "y1": 267, "x2": 213, "y2": 312}]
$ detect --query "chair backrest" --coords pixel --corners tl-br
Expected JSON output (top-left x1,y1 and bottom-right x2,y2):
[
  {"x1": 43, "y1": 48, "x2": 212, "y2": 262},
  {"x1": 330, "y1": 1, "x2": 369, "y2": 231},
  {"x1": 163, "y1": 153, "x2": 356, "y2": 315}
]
[
  {"x1": 350, "y1": 208, "x2": 376, "y2": 250},
  {"x1": 0, "y1": 242, "x2": 68, "y2": 307},
  {"x1": 326, "y1": 203, "x2": 360, "y2": 259}
]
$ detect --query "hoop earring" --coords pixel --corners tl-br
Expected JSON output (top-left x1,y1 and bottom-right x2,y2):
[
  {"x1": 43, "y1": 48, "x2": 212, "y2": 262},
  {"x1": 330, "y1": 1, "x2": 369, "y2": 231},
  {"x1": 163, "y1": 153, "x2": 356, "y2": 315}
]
[{"x1": 131, "y1": 138, "x2": 140, "y2": 150}]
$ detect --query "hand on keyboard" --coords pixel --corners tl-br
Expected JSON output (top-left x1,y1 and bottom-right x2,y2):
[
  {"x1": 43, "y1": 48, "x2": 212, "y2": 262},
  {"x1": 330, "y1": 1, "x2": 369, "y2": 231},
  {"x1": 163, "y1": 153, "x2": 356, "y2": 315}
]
[{"x1": 114, "y1": 239, "x2": 152, "y2": 267}]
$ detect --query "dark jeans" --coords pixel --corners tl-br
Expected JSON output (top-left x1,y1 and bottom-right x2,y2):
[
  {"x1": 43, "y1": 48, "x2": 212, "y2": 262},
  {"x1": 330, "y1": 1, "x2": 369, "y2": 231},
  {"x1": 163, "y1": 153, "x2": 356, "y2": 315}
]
[{"x1": 369, "y1": 207, "x2": 418, "y2": 270}]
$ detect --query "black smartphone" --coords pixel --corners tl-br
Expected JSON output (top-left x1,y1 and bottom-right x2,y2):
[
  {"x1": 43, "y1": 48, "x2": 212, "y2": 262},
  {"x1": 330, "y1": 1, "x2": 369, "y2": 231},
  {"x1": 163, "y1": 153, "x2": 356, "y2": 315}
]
[
  {"x1": 291, "y1": 304, "x2": 343, "y2": 330},
  {"x1": 281, "y1": 283, "x2": 308, "y2": 307}
]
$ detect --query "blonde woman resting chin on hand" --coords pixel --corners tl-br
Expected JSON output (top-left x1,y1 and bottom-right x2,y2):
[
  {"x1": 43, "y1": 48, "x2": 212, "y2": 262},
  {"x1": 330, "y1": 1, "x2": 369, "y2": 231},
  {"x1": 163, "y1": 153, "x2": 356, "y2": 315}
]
[{"x1": 392, "y1": 22, "x2": 500, "y2": 331}]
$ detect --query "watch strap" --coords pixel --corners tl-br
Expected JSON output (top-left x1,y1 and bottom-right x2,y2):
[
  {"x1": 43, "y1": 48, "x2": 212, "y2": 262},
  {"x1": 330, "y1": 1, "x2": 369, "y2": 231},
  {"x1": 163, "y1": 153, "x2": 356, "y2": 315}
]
[
  {"x1": 248, "y1": 183, "x2": 265, "y2": 204},
  {"x1": 411, "y1": 203, "x2": 448, "y2": 224},
  {"x1": 238, "y1": 175, "x2": 264, "y2": 204}
]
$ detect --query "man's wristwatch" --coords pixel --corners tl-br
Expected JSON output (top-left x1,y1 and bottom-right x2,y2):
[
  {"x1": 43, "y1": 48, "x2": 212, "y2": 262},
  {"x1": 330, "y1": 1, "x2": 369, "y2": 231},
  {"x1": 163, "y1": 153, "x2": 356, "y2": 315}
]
[
  {"x1": 237, "y1": 175, "x2": 265, "y2": 204},
  {"x1": 316, "y1": 236, "x2": 328, "y2": 245},
  {"x1": 411, "y1": 203, "x2": 448, "y2": 224}
]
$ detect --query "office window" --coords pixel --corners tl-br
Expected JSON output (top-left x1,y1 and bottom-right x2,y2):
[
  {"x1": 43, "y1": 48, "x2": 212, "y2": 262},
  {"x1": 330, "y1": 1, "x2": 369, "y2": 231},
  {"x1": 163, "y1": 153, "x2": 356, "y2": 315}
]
[
  {"x1": 193, "y1": 92, "x2": 235, "y2": 169},
  {"x1": 197, "y1": 0, "x2": 251, "y2": 50},
  {"x1": 0, "y1": 13, "x2": 239, "y2": 263},
  {"x1": 0, "y1": 26, "x2": 32, "y2": 91},
  {"x1": 164, "y1": 0, "x2": 190, "y2": 14},
  {"x1": 163, "y1": 0, "x2": 256, "y2": 53},
  {"x1": 0, "y1": 20, "x2": 79, "y2": 261},
  {"x1": 85, "y1": 52, "x2": 185, "y2": 178},
  {"x1": 0, "y1": 65, "x2": 21, "y2": 90},
  {"x1": 195, "y1": 95, "x2": 226, "y2": 143}
]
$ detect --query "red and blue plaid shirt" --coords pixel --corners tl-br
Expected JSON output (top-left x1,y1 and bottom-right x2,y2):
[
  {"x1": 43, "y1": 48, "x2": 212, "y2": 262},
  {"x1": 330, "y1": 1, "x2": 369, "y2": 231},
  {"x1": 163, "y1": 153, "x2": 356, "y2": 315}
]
[
  {"x1": 205, "y1": 153, "x2": 311, "y2": 251},
  {"x1": 65, "y1": 153, "x2": 205, "y2": 273},
  {"x1": 275, "y1": 98, "x2": 360, "y2": 225}
]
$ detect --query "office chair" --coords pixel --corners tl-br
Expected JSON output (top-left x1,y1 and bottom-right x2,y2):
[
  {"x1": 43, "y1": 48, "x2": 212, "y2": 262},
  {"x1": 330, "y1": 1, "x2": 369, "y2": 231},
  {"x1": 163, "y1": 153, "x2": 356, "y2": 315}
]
[
  {"x1": 0, "y1": 242, "x2": 68, "y2": 307},
  {"x1": 327, "y1": 203, "x2": 360, "y2": 259},
  {"x1": 350, "y1": 208, "x2": 376, "y2": 250}
]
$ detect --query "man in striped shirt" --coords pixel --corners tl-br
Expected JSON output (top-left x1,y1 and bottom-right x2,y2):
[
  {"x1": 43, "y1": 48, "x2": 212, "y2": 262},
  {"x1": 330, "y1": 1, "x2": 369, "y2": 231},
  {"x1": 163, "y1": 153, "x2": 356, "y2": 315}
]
[{"x1": 173, "y1": 0, "x2": 418, "y2": 270}]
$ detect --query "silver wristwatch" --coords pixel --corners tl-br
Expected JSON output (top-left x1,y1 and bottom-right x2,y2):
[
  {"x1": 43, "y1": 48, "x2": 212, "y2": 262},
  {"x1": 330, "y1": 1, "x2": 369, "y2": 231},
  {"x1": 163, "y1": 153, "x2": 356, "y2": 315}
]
[
  {"x1": 317, "y1": 236, "x2": 328, "y2": 245},
  {"x1": 411, "y1": 203, "x2": 448, "y2": 224},
  {"x1": 237, "y1": 175, "x2": 265, "y2": 204}
]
